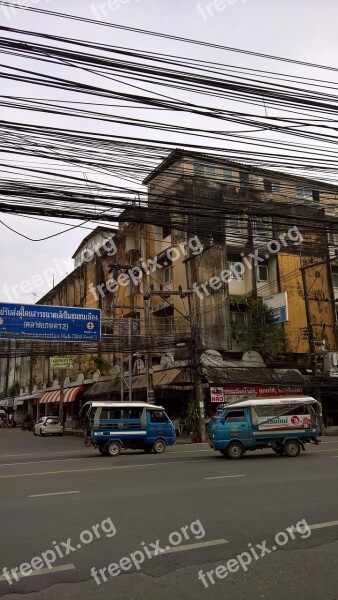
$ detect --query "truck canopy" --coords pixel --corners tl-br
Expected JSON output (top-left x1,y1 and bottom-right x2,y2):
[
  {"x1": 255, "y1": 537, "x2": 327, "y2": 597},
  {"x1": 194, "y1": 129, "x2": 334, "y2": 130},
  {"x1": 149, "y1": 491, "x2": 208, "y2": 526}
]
[{"x1": 228, "y1": 396, "x2": 319, "y2": 409}]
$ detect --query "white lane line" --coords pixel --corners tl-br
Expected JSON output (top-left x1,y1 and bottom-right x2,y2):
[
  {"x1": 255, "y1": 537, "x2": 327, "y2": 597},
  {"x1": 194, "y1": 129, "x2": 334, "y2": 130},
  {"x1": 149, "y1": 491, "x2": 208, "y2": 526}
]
[
  {"x1": 204, "y1": 474, "x2": 247, "y2": 480},
  {"x1": 0, "y1": 564, "x2": 75, "y2": 583},
  {"x1": 0, "y1": 457, "x2": 96, "y2": 467},
  {"x1": 2, "y1": 454, "x2": 33, "y2": 457},
  {"x1": 150, "y1": 539, "x2": 228, "y2": 556},
  {"x1": 52, "y1": 451, "x2": 82, "y2": 454},
  {"x1": 291, "y1": 520, "x2": 338, "y2": 532},
  {"x1": 29, "y1": 490, "x2": 80, "y2": 498}
]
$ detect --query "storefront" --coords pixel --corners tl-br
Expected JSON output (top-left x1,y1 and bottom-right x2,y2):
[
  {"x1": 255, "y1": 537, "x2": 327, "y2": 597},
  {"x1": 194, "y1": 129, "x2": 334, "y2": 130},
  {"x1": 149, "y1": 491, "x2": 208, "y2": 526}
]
[
  {"x1": 38, "y1": 386, "x2": 85, "y2": 428},
  {"x1": 203, "y1": 366, "x2": 307, "y2": 415}
]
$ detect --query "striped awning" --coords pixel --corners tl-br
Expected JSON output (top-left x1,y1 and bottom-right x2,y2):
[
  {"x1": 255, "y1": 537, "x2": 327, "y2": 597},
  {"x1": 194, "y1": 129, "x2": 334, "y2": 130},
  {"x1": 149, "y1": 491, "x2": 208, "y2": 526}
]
[{"x1": 39, "y1": 386, "x2": 84, "y2": 404}]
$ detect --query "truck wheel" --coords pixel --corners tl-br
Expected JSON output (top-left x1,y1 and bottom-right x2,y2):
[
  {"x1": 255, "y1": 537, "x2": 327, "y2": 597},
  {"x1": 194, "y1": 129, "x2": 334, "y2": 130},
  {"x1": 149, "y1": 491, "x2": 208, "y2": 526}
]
[
  {"x1": 106, "y1": 442, "x2": 121, "y2": 457},
  {"x1": 153, "y1": 439, "x2": 167, "y2": 454},
  {"x1": 226, "y1": 441, "x2": 244, "y2": 459},
  {"x1": 283, "y1": 440, "x2": 301, "y2": 457}
]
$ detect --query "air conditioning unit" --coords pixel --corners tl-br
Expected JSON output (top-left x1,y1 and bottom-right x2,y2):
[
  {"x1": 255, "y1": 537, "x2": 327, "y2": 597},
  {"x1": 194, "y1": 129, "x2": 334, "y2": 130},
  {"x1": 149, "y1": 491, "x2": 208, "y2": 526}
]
[{"x1": 323, "y1": 352, "x2": 338, "y2": 376}]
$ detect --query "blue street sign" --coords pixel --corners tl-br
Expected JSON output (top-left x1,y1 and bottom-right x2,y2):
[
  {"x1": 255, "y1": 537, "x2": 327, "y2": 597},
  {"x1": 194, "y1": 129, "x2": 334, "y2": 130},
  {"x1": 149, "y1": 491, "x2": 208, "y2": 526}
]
[{"x1": 0, "y1": 303, "x2": 101, "y2": 342}]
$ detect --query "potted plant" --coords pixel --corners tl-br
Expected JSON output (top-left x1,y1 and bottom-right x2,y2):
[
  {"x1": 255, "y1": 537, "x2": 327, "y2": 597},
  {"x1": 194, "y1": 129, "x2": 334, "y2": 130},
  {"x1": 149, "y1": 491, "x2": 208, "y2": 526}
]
[{"x1": 186, "y1": 402, "x2": 200, "y2": 442}]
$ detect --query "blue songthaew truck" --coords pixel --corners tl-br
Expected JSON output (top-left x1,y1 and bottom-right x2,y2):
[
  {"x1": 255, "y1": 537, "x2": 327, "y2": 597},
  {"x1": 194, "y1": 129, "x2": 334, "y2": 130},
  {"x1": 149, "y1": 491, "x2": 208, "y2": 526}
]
[
  {"x1": 207, "y1": 396, "x2": 320, "y2": 459},
  {"x1": 80, "y1": 401, "x2": 175, "y2": 456}
]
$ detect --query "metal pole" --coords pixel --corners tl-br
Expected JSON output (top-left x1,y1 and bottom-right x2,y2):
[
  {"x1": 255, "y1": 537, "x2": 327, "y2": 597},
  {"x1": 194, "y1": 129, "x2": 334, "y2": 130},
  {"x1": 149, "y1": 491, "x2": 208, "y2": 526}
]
[
  {"x1": 58, "y1": 369, "x2": 65, "y2": 423},
  {"x1": 120, "y1": 352, "x2": 124, "y2": 402},
  {"x1": 128, "y1": 318, "x2": 133, "y2": 402}
]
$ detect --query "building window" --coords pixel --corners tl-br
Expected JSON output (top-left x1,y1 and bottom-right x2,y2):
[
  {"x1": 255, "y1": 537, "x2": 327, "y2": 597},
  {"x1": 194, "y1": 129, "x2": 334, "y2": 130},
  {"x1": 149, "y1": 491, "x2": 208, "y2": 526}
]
[
  {"x1": 264, "y1": 180, "x2": 281, "y2": 193},
  {"x1": 226, "y1": 216, "x2": 239, "y2": 230},
  {"x1": 222, "y1": 169, "x2": 233, "y2": 184},
  {"x1": 165, "y1": 316, "x2": 174, "y2": 333},
  {"x1": 272, "y1": 182, "x2": 281, "y2": 193},
  {"x1": 194, "y1": 162, "x2": 205, "y2": 177},
  {"x1": 228, "y1": 254, "x2": 244, "y2": 280},
  {"x1": 257, "y1": 262, "x2": 269, "y2": 282},
  {"x1": 239, "y1": 171, "x2": 249, "y2": 188},
  {"x1": 264, "y1": 179, "x2": 272, "y2": 193},
  {"x1": 332, "y1": 266, "x2": 338, "y2": 288},
  {"x1": 296, "y1": 186, "x2": 312, "y2": 199},
  {"x1": 162, "y1": 224, "x2": 171, "y2": 238},
  {"x1": 205, "y1": 165, "x2": 216, "y2": 179},
  {"x1": 312, "y1": 190, "x2": 320, "y2": 202},
  {"x1": 164, "y1": 265, "x2": 172, "y2": 284},
  {"x1": 253, "y1": 218, "x2": 269, "y2": 234}
]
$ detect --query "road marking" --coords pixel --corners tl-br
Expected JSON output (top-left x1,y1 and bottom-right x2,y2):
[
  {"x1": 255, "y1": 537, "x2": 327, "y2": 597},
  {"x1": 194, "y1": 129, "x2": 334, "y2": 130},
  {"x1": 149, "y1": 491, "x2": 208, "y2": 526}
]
[
  {"x1": 2, "y1": 454, "x2": 32, "y2": 457},
  {"x1": 52, "y1": 451, "x2": 82, "y2": 454},
  {"x1": 0, "y1": 459, "x2": 213, "y2": 479},
  {"x1": 150, "y1": 539, "x2": 229, "y2": 556},
  {"x1": 204, "y1": 474, "x2": 247, "y2": 480},
  {"x1": 29, "y1": 490, "x2": 80, "y2": 498},
  {"x1": 0, "y1": 457, "x2": 97, "y2": 467},
  {"x1": 0, "y1": 563, "x2": 75, "y2": 582},
  {"x1": 313, "y1": 449, "x2": 338, "y2": 453},
  {"x1": 0, "y1": 450, "x2": 210, "y2": 468},
  {"x1": 291, "y1": 520, "x2": 338, "y2": 532}
]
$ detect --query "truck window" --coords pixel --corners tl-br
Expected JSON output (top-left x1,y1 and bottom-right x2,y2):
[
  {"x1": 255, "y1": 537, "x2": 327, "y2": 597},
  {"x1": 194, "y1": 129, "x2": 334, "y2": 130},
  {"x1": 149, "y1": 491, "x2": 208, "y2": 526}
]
[
  {"x1": 224, "y1": 410, "x2": 246, "y2": 422},
  {"x1": 149, "y1": 410, "x2": 168, "y2": 423}
]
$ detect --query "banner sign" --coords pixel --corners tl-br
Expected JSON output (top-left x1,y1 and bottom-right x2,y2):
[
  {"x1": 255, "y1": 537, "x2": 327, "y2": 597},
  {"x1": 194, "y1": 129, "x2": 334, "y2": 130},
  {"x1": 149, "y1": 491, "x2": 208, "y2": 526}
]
[
  {"x1": 0, "y1": 303, "x2": 101, "y2": 342},
  {"x1": 210, "y1": 386, "x2": 304, "y2": 403},
  {"x1": 258, "y1": 414, "x2": 312, "y2": 430},
  {"x1": 50, "y1": 357, "x2": 74, "y2": 370}
]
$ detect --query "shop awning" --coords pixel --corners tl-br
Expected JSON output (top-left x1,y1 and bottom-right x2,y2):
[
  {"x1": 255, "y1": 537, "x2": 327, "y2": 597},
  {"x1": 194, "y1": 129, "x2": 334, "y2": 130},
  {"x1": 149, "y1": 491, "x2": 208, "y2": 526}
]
[
  {"x1": 39, "y1": 386, "x2": 84, "y2": 404},
  {"x1": 84, "y1": 369, "x2": 192, "y2": 398}
]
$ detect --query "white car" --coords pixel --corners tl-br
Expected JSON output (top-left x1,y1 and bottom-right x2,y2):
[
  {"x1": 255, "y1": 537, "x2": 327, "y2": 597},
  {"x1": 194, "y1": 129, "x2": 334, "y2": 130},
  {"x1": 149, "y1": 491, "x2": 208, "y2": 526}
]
[{"x1": 34, "y1": 416, "x2": 63, "y2": 436}]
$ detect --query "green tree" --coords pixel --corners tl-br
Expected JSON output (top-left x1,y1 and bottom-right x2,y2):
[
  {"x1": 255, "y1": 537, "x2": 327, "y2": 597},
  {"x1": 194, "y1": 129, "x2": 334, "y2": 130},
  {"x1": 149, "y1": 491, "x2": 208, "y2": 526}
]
[
  {"x1": 231, "y1": 298, "x2": 289, "y2": 361},
  {"x1": 8, "y1": 381, "x2": 20, "y2": 398}
]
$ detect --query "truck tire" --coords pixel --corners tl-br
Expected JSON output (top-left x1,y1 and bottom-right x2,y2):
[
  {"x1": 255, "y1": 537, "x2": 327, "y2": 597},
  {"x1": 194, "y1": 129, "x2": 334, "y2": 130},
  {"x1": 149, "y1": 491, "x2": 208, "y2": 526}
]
[
  {"x1": 283, "y1": 440, "x2": 301, "y2": 457},
  {"x1": 106, "y1": 441, "x2": 121, "y2": 457},
  {"x1": 226, "y1": 441, "x2": 244, "y2": 459},
  {"x1": 153, "y1": 439, "x2": 167, "y2": 454}
]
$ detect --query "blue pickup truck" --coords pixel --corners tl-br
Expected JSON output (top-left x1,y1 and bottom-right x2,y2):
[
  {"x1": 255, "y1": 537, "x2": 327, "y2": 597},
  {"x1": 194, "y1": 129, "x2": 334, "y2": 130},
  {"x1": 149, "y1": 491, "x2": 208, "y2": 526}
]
[
  {"x1": 80, "y1": 401, "x2": 175, "y2": 456},
  {"x1": 207, "y1": 396, "x2": 320, "y2": 459}
]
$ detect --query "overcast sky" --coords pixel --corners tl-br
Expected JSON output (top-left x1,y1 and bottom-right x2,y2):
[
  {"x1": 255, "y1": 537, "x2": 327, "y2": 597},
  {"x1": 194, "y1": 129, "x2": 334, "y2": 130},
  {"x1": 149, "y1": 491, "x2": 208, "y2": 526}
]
[{"x1": 0, "y1": 0, "x2": 337, "y2": 305}]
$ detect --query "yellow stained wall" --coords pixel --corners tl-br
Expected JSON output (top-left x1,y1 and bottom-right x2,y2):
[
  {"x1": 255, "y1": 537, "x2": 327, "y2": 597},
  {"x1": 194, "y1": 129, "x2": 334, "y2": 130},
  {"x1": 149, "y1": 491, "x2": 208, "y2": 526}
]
[{"x1": 278, "y1": 253, "x2": 336, "y2": 354}]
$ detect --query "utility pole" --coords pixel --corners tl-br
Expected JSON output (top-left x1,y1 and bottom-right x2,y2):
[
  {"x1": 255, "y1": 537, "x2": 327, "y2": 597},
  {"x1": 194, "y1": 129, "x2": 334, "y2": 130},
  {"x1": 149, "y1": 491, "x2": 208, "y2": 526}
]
[
  {"x1": 128, "y1": 317, "x2": 133, "y2": 402},
  {"x1": 184, "y1": 247, "x2": 206, "y2": 443},
  {"x1": 300, "y1": 265, "x2": 317, "y2": 375}
]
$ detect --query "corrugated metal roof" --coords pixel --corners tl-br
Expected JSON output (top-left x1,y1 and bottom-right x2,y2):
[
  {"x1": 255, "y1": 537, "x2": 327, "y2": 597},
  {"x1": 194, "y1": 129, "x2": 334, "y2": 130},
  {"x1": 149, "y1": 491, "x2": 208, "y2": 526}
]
[{"x1": 203, "y1": 367, "x2": 306, "y2": 386}]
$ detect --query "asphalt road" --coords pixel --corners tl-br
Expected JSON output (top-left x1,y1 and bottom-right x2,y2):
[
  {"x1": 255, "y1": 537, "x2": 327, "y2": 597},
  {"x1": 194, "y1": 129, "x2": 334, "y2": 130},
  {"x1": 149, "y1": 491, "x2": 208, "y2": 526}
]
[{"x1": 0, "y1": 429, "x2": 337, "y2": 600}]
